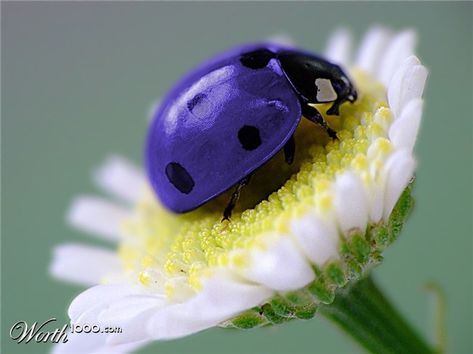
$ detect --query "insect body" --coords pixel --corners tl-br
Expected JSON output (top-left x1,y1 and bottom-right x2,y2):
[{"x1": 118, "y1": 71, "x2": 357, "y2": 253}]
[{"x1": 146, "y1": 43, "x2": 357, "y2": 218}]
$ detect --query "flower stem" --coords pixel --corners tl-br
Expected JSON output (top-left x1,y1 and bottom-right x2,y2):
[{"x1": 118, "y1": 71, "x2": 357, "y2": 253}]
[{"x1": 320, "y1": 275, "x2": 436, "y2": 354}]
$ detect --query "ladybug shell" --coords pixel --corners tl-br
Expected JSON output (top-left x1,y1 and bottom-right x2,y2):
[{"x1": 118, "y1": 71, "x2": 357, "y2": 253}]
[{"x1": 146, "y1": 43, "x2": 301, "y2": 213}]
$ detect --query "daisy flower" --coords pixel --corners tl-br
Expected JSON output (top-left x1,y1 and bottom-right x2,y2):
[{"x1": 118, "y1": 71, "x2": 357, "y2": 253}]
[{"x1": 50, "y1": 27, "x2": 429, "y2": 353}]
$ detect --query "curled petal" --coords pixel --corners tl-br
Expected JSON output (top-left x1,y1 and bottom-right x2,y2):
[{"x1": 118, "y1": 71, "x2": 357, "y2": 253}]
[
  {"x1": 389, "y1": 99, "x2": 423, "y2": 152},
  {"x1": 367, "y1": 179, "x2": 385, "y2": 223},
  {"x1": 68, "y1": 294, "x2": 163, "y2": 349},
  {"x1": 105, "y1": 309, "x2": 156, "y2": 346},
  {"x1": 388, "y1": 56, "x2": 427, "y2": 117},
  {"x1": 100, "y1": 305, "x2": 165, "y2": 346},
  {"x1": 388, "y1": 56, "x2": 421, "y2": 117},
  {"x1": 147, "y1": 271, "x2": 273, "y2": 340},
  {"x1": 98, "y1": 295, "x2": 167, "y2": 324},
  {"x1": 291, "y1": 214, "x2": 339, "y2": 266},
  {"x1": 54, "y1": 303, "x2": 148, "y2": 354},
  {"x1": 397, "y1": 64, "x2": 428, "y2": 115},
  {"x1": 334, "y1": 172, "x2": 369, "y2": 234},
  {"x1": 50, "y1": 243, "x2": 121, "y2": 286},
  {"x1": 383, "y1": 150, "x2": 416, "y2": 220},
  {"x1": 68, "y1": 284, "x2": 145, "y2": 322},
  {"x1": 241, "y1": 236, "x2": 315, "y2": 291}
]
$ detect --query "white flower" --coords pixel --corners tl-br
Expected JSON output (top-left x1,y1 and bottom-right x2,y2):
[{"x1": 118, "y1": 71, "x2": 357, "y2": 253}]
[{"x1": 50, "y1": 27, "x2": 428, "y2": 353}]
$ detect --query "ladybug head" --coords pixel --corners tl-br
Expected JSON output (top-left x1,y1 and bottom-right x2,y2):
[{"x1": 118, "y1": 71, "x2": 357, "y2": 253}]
[
  {"x1": 325, "y1": 67, "x2": 357, "y2": 104},
  {"x1": 279, "y1": 51, "x2": 357, "y2": 109}
]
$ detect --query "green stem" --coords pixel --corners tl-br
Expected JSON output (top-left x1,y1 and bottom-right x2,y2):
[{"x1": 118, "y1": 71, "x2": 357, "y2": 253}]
[{"x1": 320, "y1": 275, "x2": 435, "y2": 354}]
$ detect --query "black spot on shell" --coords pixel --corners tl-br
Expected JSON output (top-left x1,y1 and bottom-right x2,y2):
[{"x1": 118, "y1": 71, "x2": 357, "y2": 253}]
[
  {"x1": 240, "y1": 49, "x2": 274, "y2": 69},
  {"x1": 238, "y1": 125, "x2": 262, "y2": 151},
  {"x1": 165, "y1": 162, "x2": 195, "y2": 194}
]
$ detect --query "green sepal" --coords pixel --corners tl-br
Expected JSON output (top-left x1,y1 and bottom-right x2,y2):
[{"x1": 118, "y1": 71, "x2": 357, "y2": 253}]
[
  {"x1": 261, "y1": 303, "x2": 288, "y2": 324},
  {"x1": 325, "y1": 262, "x2": 346, "y2": 286},
  {"x1": 221, "y1": 308, "x2": 269, "y2": 329},
  {"x1": 285, "y1": 289, "x2": 318, "y2": 319},
  {"x1": 308, "y1": 278, "x2": 335, "y2": 304}
]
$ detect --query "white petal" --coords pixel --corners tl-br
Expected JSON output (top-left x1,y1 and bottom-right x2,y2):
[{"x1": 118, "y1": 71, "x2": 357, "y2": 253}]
[
  {"x1": 147, "y1": 270, "x2": 273, "y2": 340},
  {"x1": 379, "y1": 30, "x2": 417, "y2": 86},
  {"x1": 61, "y1": 297, "x2": 151, "y2": 352},
  {"x1": 367, "y1": 180, "x2": 385, "y2": 223},
  {"x1": 387, "y1": 56, "x2": 419, "y2": 116},
  {"x1": 50, "y1": 244, "x2": 121, "y2": 286},
  {"x1": 242, "y1": 236, "x2": 315, "y2": 291},
  {"x1": 69, "y1": 293, "x2": 162, "y2": 348},
  {"x1": 52, "y1": 330, "x2": 148, "y2": 354},
  {"x1": 92, "y1": 156, "x2": 145, "y2": 204},
  {"x1": 99, "y1": 296, "x2": 167, "y2": 346},
  {"x1": 68, "y1": 284, "x2": 145, "y2": 322},
  {"x1": 67, "y1": 196, "x2": 129, "y2": 241},
  {"x1": 98, "y1": 295, "x2": 167, "y2": 324},
  {"x1": 355, "y1": 26, "x2": 393, "y2": 75},
  {"x1": 397, "y1": 64, "x2": 427, "y2": 115},
  {"x1": 387, "y1": 56, "x2": 427, "y2": 117},
  {"x1": 266, "y1": 33, "x2": 295, "y2": 47},
  {"x1": 389, "y1": 99, "x2": 423, "y2": 152},
  {"x1": 333, "y1": 172, "x2": 369, "y2": 234},
  {"x1": 291, "y1": 214, "x2": 340, "y2": 266},
  {"x1": 324, "y1": 28, "x2": 352, "y2": 66},
  {"x1": 383, "y1": 150, "x2": 416, "y2": 220},
  {"x1": 105, "y1": 309, "x2": 156, "y2": 346}
]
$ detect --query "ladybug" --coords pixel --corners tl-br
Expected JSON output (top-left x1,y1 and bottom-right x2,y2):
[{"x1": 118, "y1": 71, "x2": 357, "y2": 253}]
[{"x1": 146, "y1": 43, "x2": 357, "y2": 219}]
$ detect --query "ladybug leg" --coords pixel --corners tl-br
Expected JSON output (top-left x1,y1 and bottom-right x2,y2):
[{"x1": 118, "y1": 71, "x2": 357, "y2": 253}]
[
  {"x1": 222, "y1": 175, "x2": 252, "y2": 221},
  {"x1": 283, "y1": 134, "x2": 296, "y2": 165},
  {"x1": 302, "y1": 104, "x2": 337, "y2": 139},
  {"x1": 326, "y1": 98, "x2": 344, "y2": 116}
]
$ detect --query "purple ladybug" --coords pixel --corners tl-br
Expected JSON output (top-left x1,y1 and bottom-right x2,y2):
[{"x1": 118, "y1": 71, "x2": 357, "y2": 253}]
[{"x1": 146, "y1": 43, "x2": 357, "y2": 219}]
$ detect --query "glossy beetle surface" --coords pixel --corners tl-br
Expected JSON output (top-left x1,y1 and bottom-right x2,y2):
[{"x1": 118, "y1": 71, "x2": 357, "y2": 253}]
[{"x1": 146, "y1": 43, "x2": 357, "y2": 216}]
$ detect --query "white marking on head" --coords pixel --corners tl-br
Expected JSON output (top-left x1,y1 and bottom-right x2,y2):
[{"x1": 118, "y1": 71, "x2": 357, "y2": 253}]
[{"x1": 315, "y1": 78, "x2": 337, "y2": 102}]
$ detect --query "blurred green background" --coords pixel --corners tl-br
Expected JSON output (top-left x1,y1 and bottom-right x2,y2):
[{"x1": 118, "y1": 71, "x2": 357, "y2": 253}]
[{"x1": 2, "y1": 2, "x2": 472, "y2": 354}]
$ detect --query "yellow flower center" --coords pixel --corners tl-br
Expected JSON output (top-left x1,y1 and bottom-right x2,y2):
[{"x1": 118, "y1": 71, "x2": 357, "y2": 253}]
[{"x1": 119, "y1": 70, "x2": 392, "y2": 301}]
